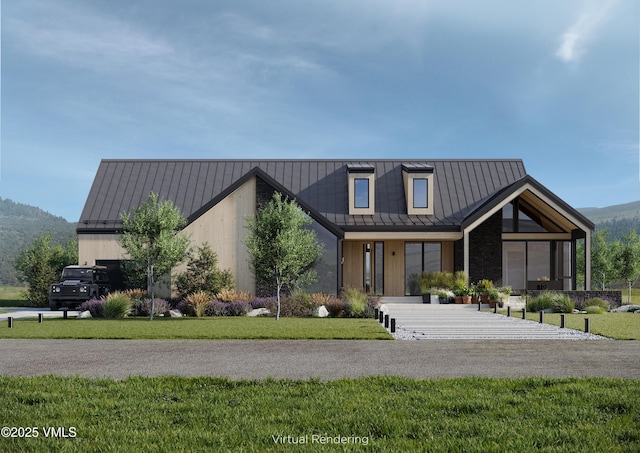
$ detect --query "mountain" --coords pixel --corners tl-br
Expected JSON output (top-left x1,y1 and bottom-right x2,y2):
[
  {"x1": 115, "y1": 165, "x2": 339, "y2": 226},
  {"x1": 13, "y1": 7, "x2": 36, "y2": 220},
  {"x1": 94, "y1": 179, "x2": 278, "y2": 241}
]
[
  {"x1": 0, "y1": 197, "x2": 76, "y2": 285},
  {"x1": 578, "y1": 200, "x2": 640, "y2": 240}
]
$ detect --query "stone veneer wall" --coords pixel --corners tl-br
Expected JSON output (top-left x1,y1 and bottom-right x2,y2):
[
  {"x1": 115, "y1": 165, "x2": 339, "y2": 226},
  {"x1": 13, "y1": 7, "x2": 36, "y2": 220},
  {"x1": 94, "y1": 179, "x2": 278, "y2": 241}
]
[
  {"x1": 468, "y1": 211, "x2": 503, "y2": 286},
  {"x1": 526, "y1": 290, "x2": 623, "y2": 309}
]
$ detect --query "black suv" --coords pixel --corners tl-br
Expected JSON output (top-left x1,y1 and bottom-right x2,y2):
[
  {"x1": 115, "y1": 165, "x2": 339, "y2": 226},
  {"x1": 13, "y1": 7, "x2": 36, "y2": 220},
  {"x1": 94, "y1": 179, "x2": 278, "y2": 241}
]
[{"x1": 49, "y1": 266, "x2": 111, "y2": 311}]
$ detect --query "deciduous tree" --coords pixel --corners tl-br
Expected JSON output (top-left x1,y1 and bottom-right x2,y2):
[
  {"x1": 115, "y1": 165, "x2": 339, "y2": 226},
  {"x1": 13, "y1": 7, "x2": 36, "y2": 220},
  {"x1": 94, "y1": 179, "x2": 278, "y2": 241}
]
[
  {"x1": 615, "y1": 230, "x2": 640, "y2": 304},
  {"x1": 244, "y1": 193, "x2": 322, "y2": 319},
  {"x1": 119, "y1": 193, "x2": 190, "y2": 320},
  {"x1": 14, "y1": 235, "x2": 78, "y2": 306}
]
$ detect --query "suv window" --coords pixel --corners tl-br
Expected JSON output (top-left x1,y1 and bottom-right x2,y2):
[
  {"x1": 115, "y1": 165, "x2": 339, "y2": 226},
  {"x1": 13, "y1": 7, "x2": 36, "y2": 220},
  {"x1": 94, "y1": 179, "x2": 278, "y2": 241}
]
[{"x1": 62, "y1": 268, "x2": 93, "y2": 280}]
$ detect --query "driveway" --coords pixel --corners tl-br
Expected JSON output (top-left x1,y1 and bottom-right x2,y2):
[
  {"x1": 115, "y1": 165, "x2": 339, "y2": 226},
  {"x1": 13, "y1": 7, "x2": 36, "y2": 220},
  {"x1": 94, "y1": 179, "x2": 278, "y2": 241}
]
[{"x1": 1, "y1": 339, "x2": 639, "y2": 379}]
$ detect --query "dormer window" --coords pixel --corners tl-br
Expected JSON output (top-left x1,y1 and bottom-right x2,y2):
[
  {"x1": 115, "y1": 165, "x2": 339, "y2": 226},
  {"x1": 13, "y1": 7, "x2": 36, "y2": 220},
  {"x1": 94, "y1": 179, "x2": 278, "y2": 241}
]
[
  {"x1": 403, "y1": 163, "x2": 434, "y2": 215},
  {"x1": 413, "y1": 178, "x2": 428, "y2": 209},
  {"x1": 354, "y1": 178, "x2": 370, "y2": 208},
  {"x1": 347, "y1": 164, "x2": 375, "y2": 215}
]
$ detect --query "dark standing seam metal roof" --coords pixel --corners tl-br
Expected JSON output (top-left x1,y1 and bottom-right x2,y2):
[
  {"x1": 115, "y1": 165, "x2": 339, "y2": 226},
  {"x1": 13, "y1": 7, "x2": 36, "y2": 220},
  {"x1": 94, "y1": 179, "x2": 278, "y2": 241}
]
[{"x1": 78, "y1": 159, "x2": 536, "y2": 233}]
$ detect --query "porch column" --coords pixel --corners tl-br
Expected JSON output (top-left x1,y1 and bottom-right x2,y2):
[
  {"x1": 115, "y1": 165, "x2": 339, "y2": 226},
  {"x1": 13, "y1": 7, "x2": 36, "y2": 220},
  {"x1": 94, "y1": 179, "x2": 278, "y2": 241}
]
[
  {"x1": 463, "y1": 230, "x2": 470, "y2": 279},
  {"x1": 585, "y1": 229, "x2": 591, "y2": 290}
]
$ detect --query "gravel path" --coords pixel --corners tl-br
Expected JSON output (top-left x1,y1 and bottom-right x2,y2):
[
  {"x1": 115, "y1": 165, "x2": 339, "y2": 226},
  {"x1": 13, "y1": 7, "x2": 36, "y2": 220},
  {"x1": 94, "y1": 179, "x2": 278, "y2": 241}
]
[{"x1": 1, "y1": 339, "x2": 638, "y2": 379}]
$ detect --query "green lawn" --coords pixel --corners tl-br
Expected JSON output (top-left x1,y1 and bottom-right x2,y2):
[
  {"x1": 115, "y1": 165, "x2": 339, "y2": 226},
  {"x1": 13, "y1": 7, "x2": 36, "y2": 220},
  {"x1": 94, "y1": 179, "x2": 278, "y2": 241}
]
[
  {"x1": 495, "y1": 311, "x2": 640, "y2": 340},
  {"x1": 0, "y1": 317, "x2": 392, "y2": 340},
  {"x1": 0, "y1": 286, "x2": 29, "y2": 307},
  {"x1": 0, "y1": 376, "x2": 637, "y2": 452}
]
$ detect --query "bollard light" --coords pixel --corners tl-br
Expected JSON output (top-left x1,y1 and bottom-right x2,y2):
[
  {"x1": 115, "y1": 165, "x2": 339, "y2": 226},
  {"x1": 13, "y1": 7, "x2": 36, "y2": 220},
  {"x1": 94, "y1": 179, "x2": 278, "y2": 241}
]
[
  {"x1": 585, "y1": 318, "x2": 590, "y2": 334},
  {"x1": 374, "y1": 308, "x2": 379, "y2": 320},
  {"x1": 63, "y1": 309, "x2": 68, "y2": 320},
  {"x1": 390, "y1": 318, "x2": 396, "y2": 333},
  {"x1": 384, "y1": 314, "x2": 389, "y2": 329},
  {"x1": 560, "y1": 314, "x2": 566, "y2": 329},
  {"x1": 539, "y1": 311, "x2": 544, "y2": 323},
  {"x1": 379, "y1": 311, "x2": 384, "y2": 323},
  {"x1": 8, "y1": 317, "x2": 13, "y2": 328},
  {"x1": 38, "y1": 313, "x2": 44, "y2": 323},
  {"x1": 507, "y1": 306, "x2": 511, "y2": 317}
]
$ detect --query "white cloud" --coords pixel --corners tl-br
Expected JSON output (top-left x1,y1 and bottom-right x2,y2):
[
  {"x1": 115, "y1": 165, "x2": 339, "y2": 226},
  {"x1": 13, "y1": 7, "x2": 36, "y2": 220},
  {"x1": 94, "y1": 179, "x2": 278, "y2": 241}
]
[{"x1": 556, "y1": 0, "x2": 618, "y2": 62}]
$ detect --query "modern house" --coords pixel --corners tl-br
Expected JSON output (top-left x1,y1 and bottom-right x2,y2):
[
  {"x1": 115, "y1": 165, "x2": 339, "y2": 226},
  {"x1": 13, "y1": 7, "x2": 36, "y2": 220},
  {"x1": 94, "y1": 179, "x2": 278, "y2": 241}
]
[{"x1": 77, "y1": 159, "x2": 594, "y2": 297}]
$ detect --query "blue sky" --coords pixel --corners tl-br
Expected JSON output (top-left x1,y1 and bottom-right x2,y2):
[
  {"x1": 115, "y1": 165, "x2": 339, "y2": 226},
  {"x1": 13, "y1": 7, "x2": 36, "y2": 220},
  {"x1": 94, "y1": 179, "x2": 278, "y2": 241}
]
[{"x1": 1, "y1": 0, "x2": 638, "y2": 222}]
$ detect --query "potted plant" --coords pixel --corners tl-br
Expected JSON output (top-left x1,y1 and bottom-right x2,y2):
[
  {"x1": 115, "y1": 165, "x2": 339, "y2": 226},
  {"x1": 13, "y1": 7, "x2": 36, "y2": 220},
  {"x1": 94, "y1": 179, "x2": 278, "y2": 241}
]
[
  {"x1": 477, "y1": 279, "x2": 494, "y2": 305},
  {"x1": 496, "y1": 286, "x2": 512, "y2": 308},
  {"x1": 488, "y1": 288, "x2": 501, "y2": 308},
  {"x1": 419, "y1": 272, "x2": 434, "y2": 304},
  {"x1": 461, "y1": 286, "x2": 473, "y2": 304},
  {"x1": 436, "y1": 290, "x2": 449, "y2": 304}
]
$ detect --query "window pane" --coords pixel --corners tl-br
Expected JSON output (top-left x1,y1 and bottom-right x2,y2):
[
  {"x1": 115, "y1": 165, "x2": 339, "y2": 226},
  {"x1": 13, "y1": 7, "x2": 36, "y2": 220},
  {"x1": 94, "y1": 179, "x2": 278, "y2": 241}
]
[
  {"x1": 423, "y1": 243, "x2": 441, "y2": 272},
  {"x1": 413, "y1": 178, "x2": 428, "y2": 208},
  {"x1": 502, "y1": 242, "x2": 526, "y2": 291},
  {"x1": 527, "y1": 242, "x2": 550, "y2": 282},
  {"x1": 374, "y1": 242, "x2": 384, "y2": 294},
  {"x1": 354, "y1": 179, "x2": 369, "y2": 208},
  {"x1": 405, "y1": 242, "x2": 422, "y2": 295}
]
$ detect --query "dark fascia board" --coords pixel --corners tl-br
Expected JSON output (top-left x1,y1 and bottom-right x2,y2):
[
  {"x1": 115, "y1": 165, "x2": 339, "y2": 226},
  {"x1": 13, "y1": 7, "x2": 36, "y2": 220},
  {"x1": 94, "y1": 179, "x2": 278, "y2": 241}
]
[
  {"x1": 188, "y1": 166, "x2": 346, "y2": 239},
  {"x1": 401, "y1": 163, "x2": 434, "y2": 173},
  {"x1": 346, "y1": 163, "x2": 375, "y2": 173},
  {"x1": 341, "y1": 224, "x2": 460, "y2": 233},
  {"x1": 461, "y1": 175, "x2": 595, "y2": 231}
]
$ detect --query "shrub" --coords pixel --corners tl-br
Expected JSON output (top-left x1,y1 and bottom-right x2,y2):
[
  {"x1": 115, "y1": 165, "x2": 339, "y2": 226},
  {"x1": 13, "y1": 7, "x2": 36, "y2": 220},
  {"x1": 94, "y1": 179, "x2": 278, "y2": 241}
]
[
  {"x1": 325, "y1": 298, "x2": 345, "y2": 317},
  {"x1": 124, "y1": 288, "x2": 149, "y2": 301},
  {"x1": 585, "y1": 305, "x2": 607, "y2": 314},
  {"x1": 104, "y1": 292, "x2": 132, "y2": 318},
  {"x1": 279, "y1": 290, "x2": 320, "y2": 317},
  {"x1": 526, "y1": 292, "x2": 554, "y2": 312},
  {"x1": 550, "y1": 294, "x2": 575, "y2": 313},
  {"x1": 584, "y1": 297, "x2": 610, "y2": 312},
  {"x1": 225, "y1": 301, "x2": 252, "y2": 316},
  {"x1": 186, "y1": 291, "x2": 211, "y2": 317},
  {"x1": 216, "y1": 289, "x2": 251, "y2": 303},
  {"x1": 205, "y1": 301, "x2": 228, "y2": 317},
  {"x1": 78, "y1": 299, "x2": 105, "y2": 318},
  {"x1": 174, "y1": 244, "x2": 235, "y2": 298},
  {"x1": 133, "y1": 298, "x2": 171, "y2": 317},
  {"x1": 250, "y1": 297, "x2": 276, "y2": 309},
  {"x1": 363, "y1": 297, "x2": 379, "y2": 318},
  {"x1": 341, "y1": 287, "x2": 367, "y2": 317}
]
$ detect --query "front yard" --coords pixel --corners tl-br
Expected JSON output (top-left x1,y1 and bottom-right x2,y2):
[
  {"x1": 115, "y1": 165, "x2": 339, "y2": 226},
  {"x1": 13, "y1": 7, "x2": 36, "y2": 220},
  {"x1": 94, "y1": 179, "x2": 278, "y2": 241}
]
[
  {"x1": 496, "y1": 311, "x2": 640, "y2": 340},
  {"x1": 0, "y1": 317, "x2": 392, "y2": 340},
  {"x1": 0, "y1": 375, "x2": 638, "y2": 452}
]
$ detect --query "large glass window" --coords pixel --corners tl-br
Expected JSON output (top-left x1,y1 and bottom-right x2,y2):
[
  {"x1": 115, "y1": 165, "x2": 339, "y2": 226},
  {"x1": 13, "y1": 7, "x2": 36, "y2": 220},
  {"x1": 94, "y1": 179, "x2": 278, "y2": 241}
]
[
  {"x1": 413, "y1": 178, "x2": 428, "y2": 208},
  {"x1": 374, "y1": 242, "x2": 384, "y2": 294},
  {"x1": 528, "y1": 242, "x2": 550, "y2": 282},
  {"x1": 502, "y1": 241, "x2": 572, "y2": 292},
  {"x1": 304, "y1": 220, "x2": 338, "y2": 294},
  {"x1": 502, "y1": 242, "x2": 526, "y2": 290},
  {"x1": 405, "y1": 242, "x2": 441, "y2": 295},
  {"x1": 354, "y1": 179, "x2": 369, "y2": 208}
]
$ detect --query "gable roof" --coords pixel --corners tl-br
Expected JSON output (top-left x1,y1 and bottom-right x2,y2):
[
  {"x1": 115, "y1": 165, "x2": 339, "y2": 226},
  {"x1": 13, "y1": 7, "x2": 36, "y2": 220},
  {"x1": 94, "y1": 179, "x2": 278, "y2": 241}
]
[{"x1": 78, "y1": 158, "x2": 543, "y2": 234}]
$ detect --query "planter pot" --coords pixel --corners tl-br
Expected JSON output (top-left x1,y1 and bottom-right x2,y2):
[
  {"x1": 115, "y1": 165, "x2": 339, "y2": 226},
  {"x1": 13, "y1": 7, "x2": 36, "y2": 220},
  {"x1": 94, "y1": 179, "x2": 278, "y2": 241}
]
[
  {"x1": 455, "y1": 296, "x2": 463, "y2": 304},
  {"x1": 438, "y1": 296, "x2": 448, "y2": 304},
  {"x1": 462, "y1": 296, "x2": 472, "y2": 304},
  {"x1": 488, "y1": 300, "x2": 498, "y2": 309},
  {"x1": 481, "y1": 292, "x2": 490, "y2": 304},
  {"x1": 422, "y1": 293, "x2": 431, "y2": 304},
  {"x1": 471, "y1": 295, "x2": 478, "y2": 304}
]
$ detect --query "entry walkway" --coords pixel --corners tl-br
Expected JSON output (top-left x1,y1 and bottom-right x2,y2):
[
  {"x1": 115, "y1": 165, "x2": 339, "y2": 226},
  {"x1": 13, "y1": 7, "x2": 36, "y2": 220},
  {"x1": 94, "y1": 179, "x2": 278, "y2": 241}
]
[{"x1": 379, "y1": 298, "x2": 606, "y2": 340}]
